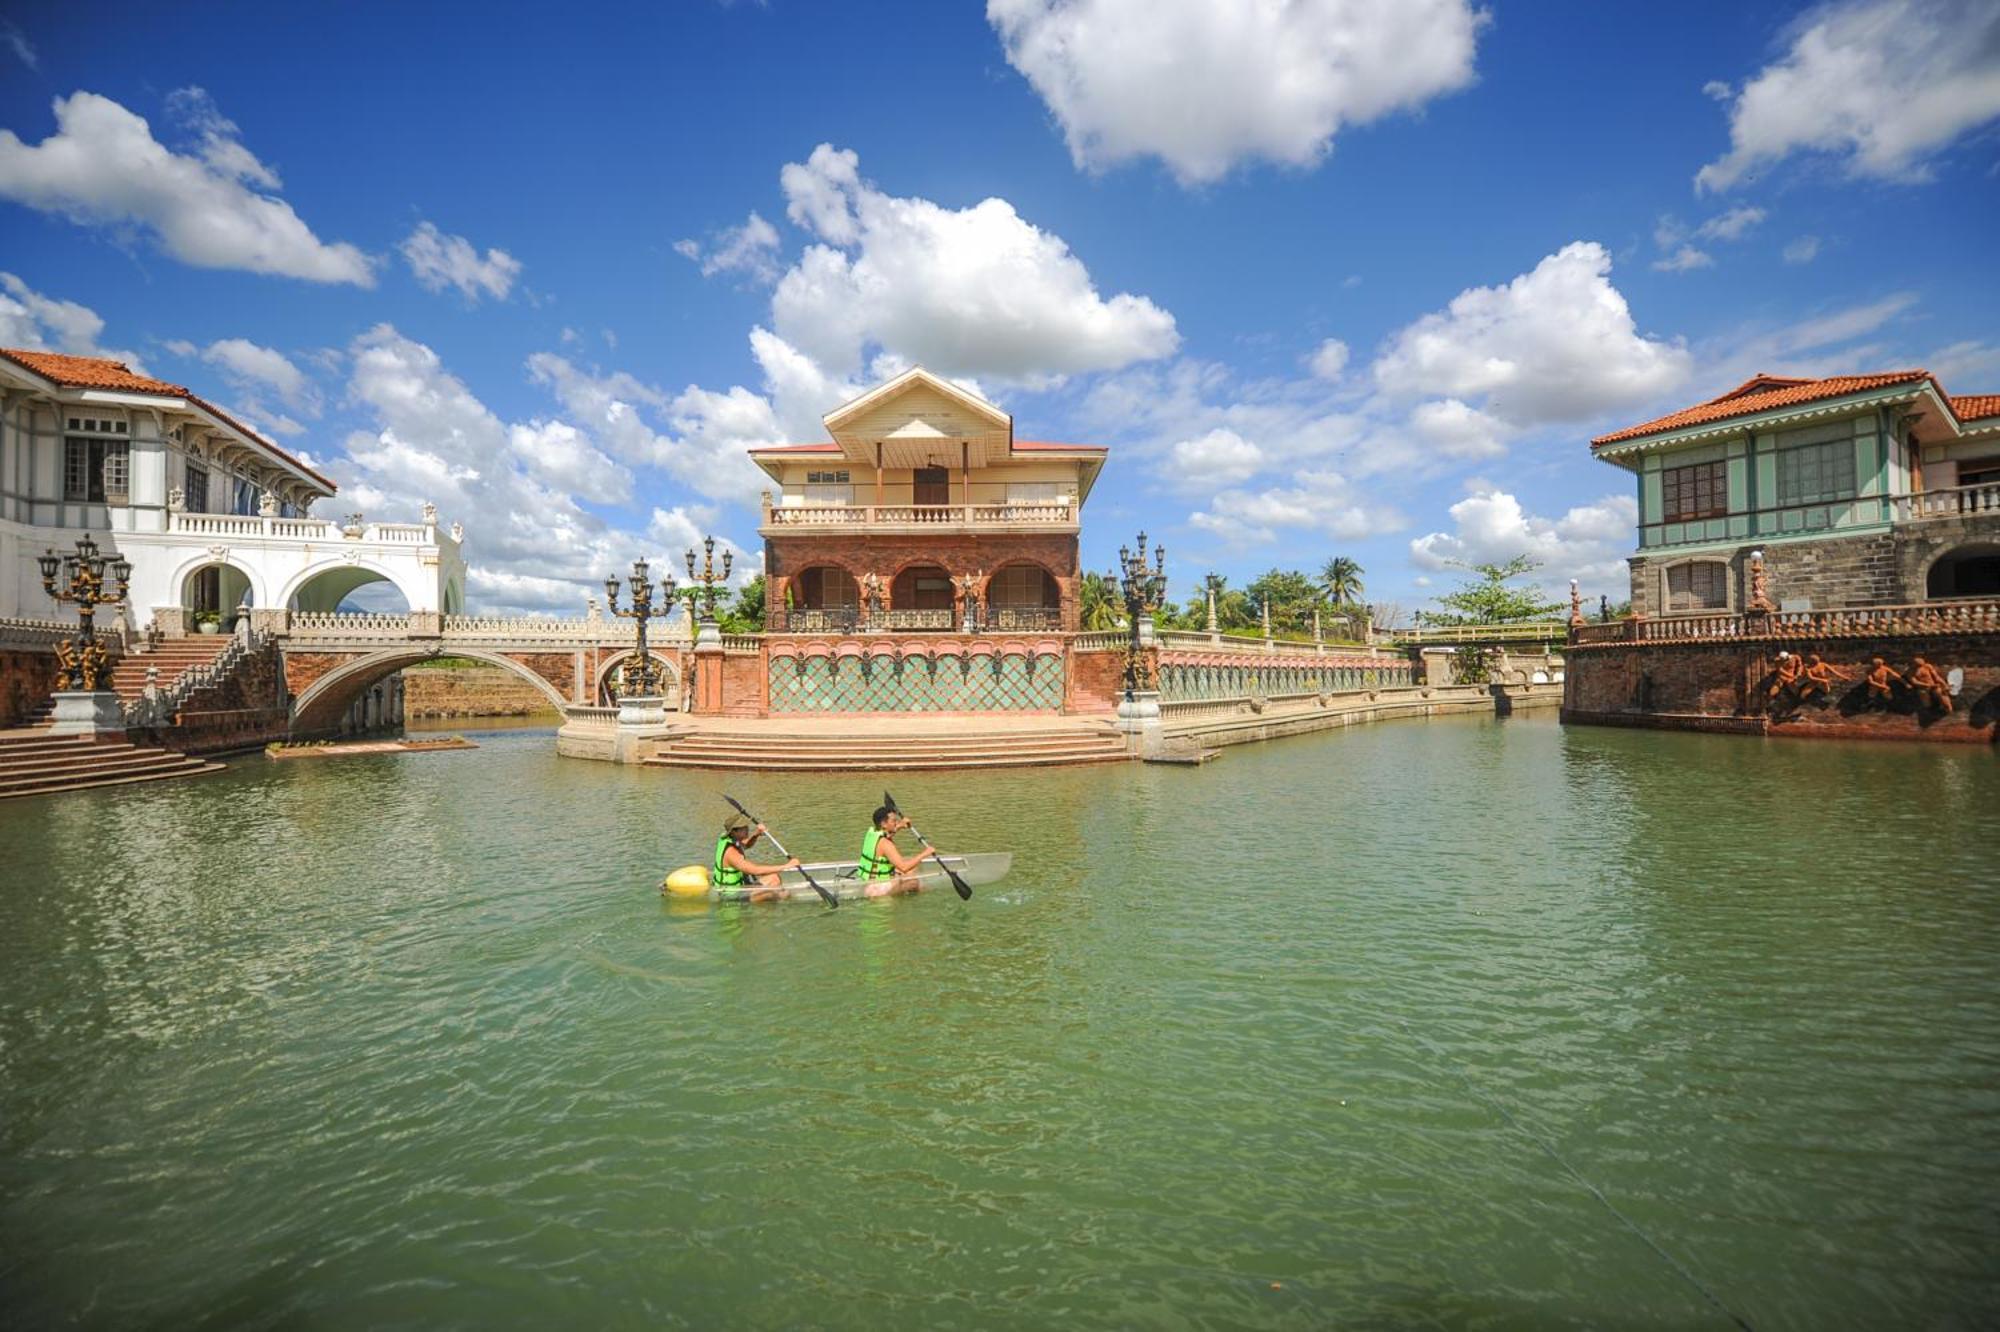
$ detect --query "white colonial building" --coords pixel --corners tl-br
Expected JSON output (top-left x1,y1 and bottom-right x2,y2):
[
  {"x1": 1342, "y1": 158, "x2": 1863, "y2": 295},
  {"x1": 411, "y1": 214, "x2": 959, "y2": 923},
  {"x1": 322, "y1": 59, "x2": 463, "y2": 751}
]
[{"x1": 0, "y1": 349, "x2": 464, "y2": 634}]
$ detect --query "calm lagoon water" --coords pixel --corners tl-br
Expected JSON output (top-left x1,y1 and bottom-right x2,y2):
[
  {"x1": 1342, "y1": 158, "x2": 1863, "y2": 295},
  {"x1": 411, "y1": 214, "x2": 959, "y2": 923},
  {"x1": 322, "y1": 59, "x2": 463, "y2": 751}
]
[{"x1": 1, "y1": 714, "x2": 1995, "y2": 1329}]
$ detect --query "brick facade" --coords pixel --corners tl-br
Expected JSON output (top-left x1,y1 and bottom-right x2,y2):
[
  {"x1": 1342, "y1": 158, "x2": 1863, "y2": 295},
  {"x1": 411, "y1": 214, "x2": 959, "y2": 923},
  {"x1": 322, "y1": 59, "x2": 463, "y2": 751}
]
[
  {"x1": 765, "y1": 532, "x2": 1081, "y2": 631},
  {"x1": 1065, "y1": 645, "x2": 1125, "y2": 715},
  {"x1": 1563, "y1": 635, "x2": 2000, "y2": 743},
  {"x1": 0, "y1": 647, "x2": 61, "y2": 726}
]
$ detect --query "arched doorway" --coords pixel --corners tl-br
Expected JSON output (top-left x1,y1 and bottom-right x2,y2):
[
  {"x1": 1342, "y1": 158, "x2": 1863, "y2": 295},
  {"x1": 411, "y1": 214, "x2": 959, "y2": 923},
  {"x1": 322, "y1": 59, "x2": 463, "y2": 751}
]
[
  {"x1": 890, "y1": 564, "x2": 953, "y2": 629},
  {"x1": 288, "y1": 565, "x2": 410, "y2": 614},
  {"x1": 182, "y1": 562, "x2": 254, "y2": 632},
  {"x1": 791, "y1": 565, "x2": 861, "y2": 632},
  {"x1": 986, "y1": 562, "x2": 1062, "y2": 631},
  {"x1": 1927, "y1": 544, "x2": 2000, "y2": 598}
]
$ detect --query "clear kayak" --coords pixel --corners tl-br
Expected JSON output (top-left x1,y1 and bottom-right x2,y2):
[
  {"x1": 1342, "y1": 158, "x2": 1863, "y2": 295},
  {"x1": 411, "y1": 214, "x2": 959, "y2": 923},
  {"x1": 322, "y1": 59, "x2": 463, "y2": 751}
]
[{"x1": 665, "y1": 852, "x2": 1012, "y2": 903}]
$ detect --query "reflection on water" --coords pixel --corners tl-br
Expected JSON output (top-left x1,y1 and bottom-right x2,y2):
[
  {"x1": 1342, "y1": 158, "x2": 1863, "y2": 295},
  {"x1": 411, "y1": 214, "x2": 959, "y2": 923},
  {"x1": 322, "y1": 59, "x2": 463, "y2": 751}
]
[{"x1": 0, "y1": 715, "x2": 1995, "y2": 1329}]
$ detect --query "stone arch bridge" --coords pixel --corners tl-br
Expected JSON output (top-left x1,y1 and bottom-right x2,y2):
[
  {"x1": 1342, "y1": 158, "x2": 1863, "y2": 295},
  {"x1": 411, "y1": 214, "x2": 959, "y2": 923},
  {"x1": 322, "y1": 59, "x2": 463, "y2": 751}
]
[{"x1": 269, "y1": 610, "x2": 673, "y2": 735}]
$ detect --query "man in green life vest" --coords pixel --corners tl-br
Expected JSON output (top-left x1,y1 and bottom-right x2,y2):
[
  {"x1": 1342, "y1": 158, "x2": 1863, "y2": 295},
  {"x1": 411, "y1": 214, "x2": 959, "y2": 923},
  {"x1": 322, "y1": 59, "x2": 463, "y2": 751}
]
[
  {"x1": 857, "y1": 805, "x2": 937, "y2": 897},
  {"x1": 714, "y1": 812, "x2": 799, "y2": 901}
]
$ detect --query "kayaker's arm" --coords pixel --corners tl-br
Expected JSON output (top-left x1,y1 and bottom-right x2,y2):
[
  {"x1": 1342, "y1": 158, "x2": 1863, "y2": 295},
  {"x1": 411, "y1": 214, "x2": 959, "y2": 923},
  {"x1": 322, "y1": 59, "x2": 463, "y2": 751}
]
[
  {"x1": 724, "y1": 844, "x2": 800, "y2": 877},
  {"x1": 876, "y1": 835, "x2": 935, "y2": 875}
]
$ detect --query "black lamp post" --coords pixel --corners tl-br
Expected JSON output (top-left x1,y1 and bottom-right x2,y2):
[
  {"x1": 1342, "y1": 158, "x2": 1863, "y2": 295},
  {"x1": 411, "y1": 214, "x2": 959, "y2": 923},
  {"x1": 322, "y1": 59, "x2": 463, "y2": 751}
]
[
  {"x1": 40, "y1": 535, "x2": 131, "y2": 691},
  {"x1": 684, "y1": 535, "x2": 733, "y2": 623},
  {"x1": 1111, "y1": 530, "x2": 1167, "y2": 696},
  {"x1": 604, "y1": 556, "x2": 675, "y2": 696}
]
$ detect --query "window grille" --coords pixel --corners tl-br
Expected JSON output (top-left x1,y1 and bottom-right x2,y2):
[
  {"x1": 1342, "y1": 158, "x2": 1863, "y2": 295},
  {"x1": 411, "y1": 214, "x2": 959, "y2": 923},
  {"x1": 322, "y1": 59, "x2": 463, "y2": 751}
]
[
  {"x1": 184, "y1": 463, "x2": 209, "y2": 513},
  {"x1": 1661, "y1": 460, "x2": 1727, "y2": 521},
  {"x1": 1776, "y1": 440, "x2": 1857, "y2": 506}
]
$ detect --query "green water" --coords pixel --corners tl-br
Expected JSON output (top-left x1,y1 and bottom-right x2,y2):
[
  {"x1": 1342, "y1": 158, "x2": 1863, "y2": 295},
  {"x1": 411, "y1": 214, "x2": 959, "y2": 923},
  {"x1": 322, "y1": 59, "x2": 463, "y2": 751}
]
[{"x1": 1, "y1": 715, "x2": 1995, "y2": 1329}]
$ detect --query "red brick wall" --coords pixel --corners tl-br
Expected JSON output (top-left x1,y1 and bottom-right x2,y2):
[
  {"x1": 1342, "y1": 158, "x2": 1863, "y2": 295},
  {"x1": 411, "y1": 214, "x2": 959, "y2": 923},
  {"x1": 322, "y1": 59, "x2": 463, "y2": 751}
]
[
  {"x1": 1564, "y1": 635, "x2": 2000, "y2": 742},
  {"x1": 0, "y1": 647, "x2": 61, "y2": 725},
  {"x1": 1065, "y1": 645, "x2": 1125, "y2": 714},
  {"x1": 718, "y1": 653, "x2": 765, "y2": 716},
  {"x1": 767, "y1": 532, "x2": 1081, "y2": 630}
]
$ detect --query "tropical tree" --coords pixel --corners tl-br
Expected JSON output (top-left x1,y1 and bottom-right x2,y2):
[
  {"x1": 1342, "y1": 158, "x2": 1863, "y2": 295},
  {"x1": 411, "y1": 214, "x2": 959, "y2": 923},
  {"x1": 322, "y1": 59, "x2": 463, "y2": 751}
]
[
  {"x1": 718, "y1": 573, "x2": 766, "y2": 634},
  {"x1": 1417, "y1": 556, "x2": 1564, "y2": 626},
  {"x1": 1319, "y1": 555, "x2": 1365, "y2": 609},
  {"x1": 1244, "y1": 568, "x2": 1321, "y2": 635},
  {"x1": 1078, "y1": 571, "x2": 1122, "y2": 631}
]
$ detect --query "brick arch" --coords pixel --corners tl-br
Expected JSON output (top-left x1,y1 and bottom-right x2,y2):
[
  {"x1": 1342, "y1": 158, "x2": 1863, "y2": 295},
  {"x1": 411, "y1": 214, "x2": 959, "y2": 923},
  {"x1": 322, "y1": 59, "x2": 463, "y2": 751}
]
[
  {"x1": 593, "y1": 648, "x2": 683, "y2": 703},
  {"x1": 288, "y1": 646, "x2": 569, "y2": 735},
  {"x1": 1919, "y1": 540, "x2": 2000, "y2": 599}
]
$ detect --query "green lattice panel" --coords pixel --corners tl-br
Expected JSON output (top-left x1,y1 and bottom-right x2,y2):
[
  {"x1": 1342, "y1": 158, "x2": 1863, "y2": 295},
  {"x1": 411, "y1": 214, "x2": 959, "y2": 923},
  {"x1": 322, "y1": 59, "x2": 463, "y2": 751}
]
[{"x1": 770, "y1": 652, "x2": 1064, "y2": 713}]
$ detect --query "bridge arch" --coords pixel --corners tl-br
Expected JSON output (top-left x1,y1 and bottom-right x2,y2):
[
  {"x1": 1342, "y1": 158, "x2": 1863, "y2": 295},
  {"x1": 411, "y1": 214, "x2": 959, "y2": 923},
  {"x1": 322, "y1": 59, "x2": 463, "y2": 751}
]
[
  {"x1": 594, "y1": 648, "x2": 683, "y2": 704},
  {"x1": 289, "y1": 646, "x2": 570, "y2": 736}
]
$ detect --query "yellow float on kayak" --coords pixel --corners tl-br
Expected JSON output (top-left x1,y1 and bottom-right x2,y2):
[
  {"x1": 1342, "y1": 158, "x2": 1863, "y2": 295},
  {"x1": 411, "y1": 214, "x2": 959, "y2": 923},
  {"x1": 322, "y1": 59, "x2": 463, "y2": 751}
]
[{"x1": 662, "y1": 865, "x2": 710, "y2": 897}]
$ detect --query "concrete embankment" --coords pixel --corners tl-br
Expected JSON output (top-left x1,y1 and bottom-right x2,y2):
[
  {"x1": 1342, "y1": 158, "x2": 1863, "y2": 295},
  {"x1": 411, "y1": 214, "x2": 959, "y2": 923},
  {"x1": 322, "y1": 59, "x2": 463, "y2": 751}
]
[
  {"x1": 403, "y1": 665, "x2": 561, "y2": 719},
  {"x1": 1163, "y1": 683, "x2": 1557, "y2": 750}
]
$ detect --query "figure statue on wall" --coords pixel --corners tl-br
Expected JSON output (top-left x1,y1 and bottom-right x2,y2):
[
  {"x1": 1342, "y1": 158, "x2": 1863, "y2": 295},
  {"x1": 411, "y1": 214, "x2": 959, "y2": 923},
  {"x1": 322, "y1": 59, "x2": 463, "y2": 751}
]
[
  {"x1": 1798, "y1": 653, "x2": 1851, "y2": 703},
  {"x1": 953, "y1": 570, "x2": 983, "y2": 631},
  {"x1": 1907, "y1": 657, "x2": 1954, "y2": 714},
  {"x1": 258, "y1": 490, "x2": 277, "y2": 517},
  {"x1": 422, "y1": 500, "x2": 438, "y2": 525},
  {"x1": 1746, "y1": 549, "x2": 1777, "y2": 614},
  {"x1": 858, "y1": 572, "x2": 885, "y2": 627},
  {"x1": 166, "y1": 486, "x2": 184, "y2": 514},
  {"x1": 1863, "y1": 657, "x2": 1905, "y2": 707},
  {"x1": 1768, "y1": 650, "x2": 1805, "y2": 701}
]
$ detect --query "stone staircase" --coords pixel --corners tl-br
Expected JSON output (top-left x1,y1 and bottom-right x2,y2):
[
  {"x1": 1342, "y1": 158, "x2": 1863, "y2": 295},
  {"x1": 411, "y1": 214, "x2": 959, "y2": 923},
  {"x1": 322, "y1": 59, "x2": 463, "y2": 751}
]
[
  {"x1": 15, "y1": 635, "x2": 234, "y2": 729},
  {"x1": 0, "y1": 729, "x2": 223, "y2": 800},
  {"x1": 643, "y1": 719, "x2": 1130, "y2": 771}
]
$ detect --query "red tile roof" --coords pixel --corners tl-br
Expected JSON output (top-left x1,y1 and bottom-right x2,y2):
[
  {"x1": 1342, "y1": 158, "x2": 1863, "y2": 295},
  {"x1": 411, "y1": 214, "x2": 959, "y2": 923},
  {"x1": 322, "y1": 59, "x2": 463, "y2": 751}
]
[
  {"x1": 1954, "y1": 394, "x2": 2000, "y2": 422},
  {"x1": 0, "y1": 347, "x2": 336, "y2": 491},
  {"x1": 1592, "y1": 371, "x2": 1938, "y2": 446}
]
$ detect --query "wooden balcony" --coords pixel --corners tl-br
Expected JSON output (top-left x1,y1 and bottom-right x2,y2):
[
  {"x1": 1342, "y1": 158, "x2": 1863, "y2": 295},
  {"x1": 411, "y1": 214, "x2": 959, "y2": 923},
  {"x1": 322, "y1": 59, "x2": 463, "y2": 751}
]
[{"x1": 760, "y1": 497, "x2": 1079, "y2": 536}]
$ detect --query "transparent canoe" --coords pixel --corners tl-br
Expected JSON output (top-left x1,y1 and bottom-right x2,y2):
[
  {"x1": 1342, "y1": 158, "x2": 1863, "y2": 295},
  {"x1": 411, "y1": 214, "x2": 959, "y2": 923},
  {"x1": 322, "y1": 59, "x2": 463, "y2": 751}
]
[{"x1": 705, "y1": 852, "x2": 1012, "y2": 903}]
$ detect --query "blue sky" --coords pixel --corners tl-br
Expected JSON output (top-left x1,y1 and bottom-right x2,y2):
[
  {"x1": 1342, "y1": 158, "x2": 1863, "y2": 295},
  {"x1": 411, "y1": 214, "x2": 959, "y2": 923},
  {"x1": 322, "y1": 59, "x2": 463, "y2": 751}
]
[{"x1": 2, "y1": 0, "x2": 1996, "y2": 615}]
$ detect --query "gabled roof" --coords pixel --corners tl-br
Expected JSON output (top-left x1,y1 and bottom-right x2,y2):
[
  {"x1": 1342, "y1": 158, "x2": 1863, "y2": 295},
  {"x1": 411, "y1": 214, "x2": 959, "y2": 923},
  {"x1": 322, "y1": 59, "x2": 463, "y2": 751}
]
[
  {"x1": 1592, "y1": 371, "x2": 1939, "y2": 447},
  {"x1": 0, "y1": 347, "x2": 336, "y2": 493}
]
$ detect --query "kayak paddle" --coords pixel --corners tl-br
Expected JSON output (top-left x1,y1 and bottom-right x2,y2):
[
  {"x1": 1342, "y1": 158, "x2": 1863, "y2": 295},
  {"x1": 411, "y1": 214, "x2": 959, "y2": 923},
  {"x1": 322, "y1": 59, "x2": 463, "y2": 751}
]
[
  {"x1": 882, "y1": 789, "x2": 971, "y2": 900},
  {"x1": 722, "y1": 795, "x2": 837, "y2": 908}
]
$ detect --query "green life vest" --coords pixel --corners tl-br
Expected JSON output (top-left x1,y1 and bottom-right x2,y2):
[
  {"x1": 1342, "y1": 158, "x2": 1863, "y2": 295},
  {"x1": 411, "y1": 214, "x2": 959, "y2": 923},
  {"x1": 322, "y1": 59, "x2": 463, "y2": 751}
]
[
  {"x1": 713, "y1": 834, "x2": 747, "y2": 887},
  {"x1": 859, "y1": 826, "x2": 894, "y2": 880}
]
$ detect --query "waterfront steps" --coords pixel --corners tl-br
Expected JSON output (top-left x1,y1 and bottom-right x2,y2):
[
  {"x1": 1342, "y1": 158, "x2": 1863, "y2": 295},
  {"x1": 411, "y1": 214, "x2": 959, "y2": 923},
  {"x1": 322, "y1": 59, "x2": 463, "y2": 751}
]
[
  {"x1": 643, "y1": 720, "x2": 1128, "y2": 771},
  {"x1": 107, "y1": 636, "x2": 234, "y2": 702},
  {"x1": 0, "y1": 730, "x2": 223, "y2": 799}
]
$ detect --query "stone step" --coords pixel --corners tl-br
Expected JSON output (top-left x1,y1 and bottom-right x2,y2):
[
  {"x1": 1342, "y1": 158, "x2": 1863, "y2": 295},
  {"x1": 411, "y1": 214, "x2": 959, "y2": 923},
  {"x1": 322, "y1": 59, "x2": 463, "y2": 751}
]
[
  {"x1": 666, "y1": 733, "x2": 1119, "y2": 755},
  {"x1": 0, "y1": 750, "x2": 205, "y2": 785},
  {"x1": 0, "y1": 759, "x2": 223, "y2": 800},
  {"x1": 662, "y1": 727, "x2": 1116, "y2": 748},
  {"x1": 645, "y1": 748, "x2": 1126, "y2": 772}
]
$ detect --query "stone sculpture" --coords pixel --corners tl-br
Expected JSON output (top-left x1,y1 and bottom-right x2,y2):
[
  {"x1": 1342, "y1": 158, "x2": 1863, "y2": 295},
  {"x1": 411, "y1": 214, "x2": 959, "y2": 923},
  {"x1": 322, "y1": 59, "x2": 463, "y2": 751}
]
[
  {"x1": 1863, "y1": 657, "x2": 1905, "y2": 705},
  {"x1": 1768, "y1": 650, "x2": 1804, "y2": 700},
  {"x1": 1797, "y1": 653, "x2": 1850, "y2": 703},
  {"x1": 1907, "y1": 657, "x2": 1954, "y2": 714}
]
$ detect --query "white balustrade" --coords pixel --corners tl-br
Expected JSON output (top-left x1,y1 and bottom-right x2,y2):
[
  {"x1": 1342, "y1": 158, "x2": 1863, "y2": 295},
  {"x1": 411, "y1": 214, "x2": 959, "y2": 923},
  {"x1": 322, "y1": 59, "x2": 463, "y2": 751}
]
[
  {"x1": 762, "y1": 501, "x2": 1077, "y2": 528},
  {"x1": 1892, "y1": 480, "x2": 2000, "y2": 522}
]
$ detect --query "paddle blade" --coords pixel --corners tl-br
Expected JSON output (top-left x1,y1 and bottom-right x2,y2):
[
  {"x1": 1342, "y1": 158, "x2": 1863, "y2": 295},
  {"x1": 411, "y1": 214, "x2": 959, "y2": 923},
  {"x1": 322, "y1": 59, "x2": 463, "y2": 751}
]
[{"x1": 881, "y1": 789, "x2": 899, "y2": 814}]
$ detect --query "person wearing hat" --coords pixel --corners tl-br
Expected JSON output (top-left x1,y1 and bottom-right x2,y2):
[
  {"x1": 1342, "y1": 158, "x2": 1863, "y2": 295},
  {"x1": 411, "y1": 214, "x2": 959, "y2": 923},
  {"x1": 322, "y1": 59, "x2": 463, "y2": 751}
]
[{"x1": 713, "y1": 813, "x2": 800, "y2": 901}]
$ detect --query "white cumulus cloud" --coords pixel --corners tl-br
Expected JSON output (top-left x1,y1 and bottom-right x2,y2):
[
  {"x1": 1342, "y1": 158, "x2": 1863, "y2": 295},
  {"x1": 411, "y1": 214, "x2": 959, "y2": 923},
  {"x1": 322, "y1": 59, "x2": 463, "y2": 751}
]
[
  {"x1": 770, "y1": 142, "x2": 1178, "y2": 385},
  {"x1": 0, "y1": 91, "x2": 373, "y2": 284},
  {"x1": 0, "y1": 272, "x2": 144, "y2": 367},
  {"x1": 201, "y1": 337, "x2": 318, "y2": 411},
  {"x1": 1189, "y1": 467, "x2": 1403, "y2": 545},
  {"x1": 1372, "y1": 241, "x2": 1691, "y2": 427},
  {"x1": 1409, "y1": 484, "x2": 1636, "y2": 595},
  {"x1": 676, "y1": 210, "x2": 782, "y2": 283},
  {"x1": 399, "y1": 221, "x2": 522, "y2": 301},
  {"x1": 1308, "y1": 337, "x2": 1350, "y2": 380},
  {"x1": 1696, "y1": 0, "x2": 2000, "y2": 191},
  {"x1": 1168, "y1": 428, "x2": 1266, "y2": 490},
  {"x1": 988, "y1": 0, "x2": 1485, "y2": 184}
]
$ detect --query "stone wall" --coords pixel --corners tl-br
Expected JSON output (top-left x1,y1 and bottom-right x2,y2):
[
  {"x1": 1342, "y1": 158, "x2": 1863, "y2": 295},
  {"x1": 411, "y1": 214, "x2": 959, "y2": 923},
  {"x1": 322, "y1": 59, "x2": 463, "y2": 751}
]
[
  {"x1": 1628, "y1": 514, "x2": 1997, "y2": 615},
  {"x1": 403, "y1": 665, "x2": 562, "y2": 718},
  {"x1": 1564, "y1": 635, "x2": 2000, "y2": 743},
  {"x1": 0, "y1": 647, "x2": 60, "y2": 726}
]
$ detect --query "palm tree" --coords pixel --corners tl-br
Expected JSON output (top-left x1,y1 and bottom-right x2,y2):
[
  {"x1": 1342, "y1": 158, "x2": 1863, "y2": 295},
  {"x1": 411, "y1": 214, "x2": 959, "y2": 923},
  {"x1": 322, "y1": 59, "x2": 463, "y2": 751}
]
[
  {"x1": 1320, "y1": 556, "x2": 1365, "y2": 609},
  {"x1": 1078, "y1": 572, "x2": 1122, "y2": 631}
]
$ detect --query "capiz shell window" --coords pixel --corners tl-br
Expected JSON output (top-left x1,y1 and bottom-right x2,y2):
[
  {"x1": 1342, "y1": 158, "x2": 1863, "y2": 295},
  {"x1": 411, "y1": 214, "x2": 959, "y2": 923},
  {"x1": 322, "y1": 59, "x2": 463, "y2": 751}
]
[
  {"x1": 802, "y1": 470, "x2": 852, "y2": 505},
  {"x1": 1776, "y1": 440, "x2": 1857, "y2": 506},
  {"x1": 1661, "y1": 460, "x2": 1727, "y2": 522}
]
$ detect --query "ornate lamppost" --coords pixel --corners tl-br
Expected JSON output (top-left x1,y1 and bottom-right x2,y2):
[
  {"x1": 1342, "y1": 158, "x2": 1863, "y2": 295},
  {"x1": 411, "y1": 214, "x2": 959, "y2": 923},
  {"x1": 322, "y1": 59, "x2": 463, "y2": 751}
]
[
  {"x1": 38, "y1": 536, "x2": 132, "y2": 735},
  {"x1": 1112, "y1": 530, "x2": 1167, "y2": 696},
  {"x1": 603, "y1": 556, "x2": 676, "y2": 698},
  {"x1": 39, "y1": 535, "x2": 131, "y2": 691},
  {"x1": 684, "y1": 535, "x2": 733, "y2": 631}
]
